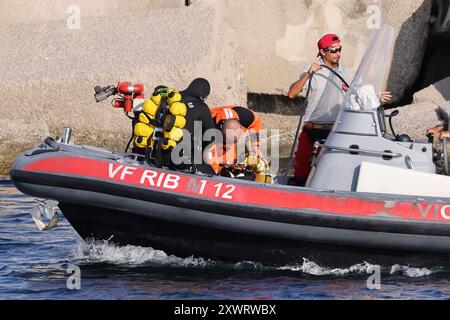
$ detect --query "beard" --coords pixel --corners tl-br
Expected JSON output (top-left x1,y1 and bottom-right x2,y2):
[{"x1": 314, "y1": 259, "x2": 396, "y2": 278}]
[{"x1": 331, "y1": 57, "x2": 340, "y2": 66}]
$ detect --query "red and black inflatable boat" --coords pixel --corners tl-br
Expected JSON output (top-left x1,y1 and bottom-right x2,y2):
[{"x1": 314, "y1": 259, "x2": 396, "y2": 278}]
[{"x1": 10, "y1": 137, "x2": 450, "y2": 267}]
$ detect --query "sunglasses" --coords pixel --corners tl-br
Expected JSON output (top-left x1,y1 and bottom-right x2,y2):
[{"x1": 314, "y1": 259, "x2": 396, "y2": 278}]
[{"x1": 324, "y1": 46, "x2": 342, "y2": 54}]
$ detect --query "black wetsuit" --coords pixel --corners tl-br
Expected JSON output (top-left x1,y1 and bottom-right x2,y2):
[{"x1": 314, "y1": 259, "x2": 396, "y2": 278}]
[{"x1": 177, "y1": 78, "x2": 216, "y2": 174}]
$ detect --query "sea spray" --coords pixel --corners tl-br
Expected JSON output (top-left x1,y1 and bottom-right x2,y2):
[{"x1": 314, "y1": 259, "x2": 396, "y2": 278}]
[
  {"x1": 390, "y1": 265, "x2": 434, "y2": 278},
  {"x1": 71, "y1": 240, "x2": 437, "y2": 278},
  {"x1": 72, "y1": 239, "x2": 213, "y2": 268},
  {"x1": 277, "y1": 258, "x2": 435, "y2": 278}
]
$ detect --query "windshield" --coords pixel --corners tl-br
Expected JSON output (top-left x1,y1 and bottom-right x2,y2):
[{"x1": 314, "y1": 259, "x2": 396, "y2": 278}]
[
  {"x1": 344, "y1": 25, "x2": 395, "y2": 111},
  {"x1": 308, "y1": 64, "x2": 351, "y2": 124}
]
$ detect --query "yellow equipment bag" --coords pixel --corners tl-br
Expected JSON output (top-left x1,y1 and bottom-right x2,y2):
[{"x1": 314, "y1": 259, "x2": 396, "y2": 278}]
[
  {"x1": 133, "y1": 95, "x2": 161, "y2": 149},
  {"x1": 132, "y1": 88, "x2": 187, "y2": 152},
  {"x1": 245, "y1": 154, "x2": 273, "y2": 184}
]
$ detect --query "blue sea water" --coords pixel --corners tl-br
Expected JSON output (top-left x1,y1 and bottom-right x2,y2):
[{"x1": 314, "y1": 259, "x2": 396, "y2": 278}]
[{"x1": 1, "y1": 176, "x2": 449, "y2": 300}]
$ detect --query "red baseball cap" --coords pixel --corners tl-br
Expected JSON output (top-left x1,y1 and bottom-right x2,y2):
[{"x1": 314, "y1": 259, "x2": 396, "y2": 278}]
[{"x1": 317, "y1": 34, "x2": 341, "y2": 57}]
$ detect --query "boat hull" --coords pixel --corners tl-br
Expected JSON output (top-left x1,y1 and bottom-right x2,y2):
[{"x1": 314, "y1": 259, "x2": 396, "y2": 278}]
[
  {"x1": 58, "y1": 202, "x2": 450, "y2": 267},
  {"x1": 10, "y1": 140, "x2": 450, "y2": 267}
]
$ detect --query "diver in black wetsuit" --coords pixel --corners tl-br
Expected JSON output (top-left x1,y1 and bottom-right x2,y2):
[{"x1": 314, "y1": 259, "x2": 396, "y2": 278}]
[{"x1": 172, "y1": 78, "x2": 217, "y2": 175}]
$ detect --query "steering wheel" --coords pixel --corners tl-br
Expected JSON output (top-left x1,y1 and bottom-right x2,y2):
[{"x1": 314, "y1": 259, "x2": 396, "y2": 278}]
[{"x1": 386, "y1": 110, "x2": 399, "y2": 136}]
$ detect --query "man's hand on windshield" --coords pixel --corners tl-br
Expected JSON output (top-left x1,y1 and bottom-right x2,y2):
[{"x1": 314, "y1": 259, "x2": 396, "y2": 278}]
[
  {"x1": 427, "y1": 125, "x2": 444, "y2": 136},
  {"x1": 379, "y1": 91, "x2": 392, "y2": 104},
  {"x1": 308, "y1": 63, "x2": 323, "y2": 74},
  {"x1": 440, "y1": 131, "x2": 450, "y2": 141},
  {"x1": 425, "y1": 125, "x2": 450, "y2": 141}
]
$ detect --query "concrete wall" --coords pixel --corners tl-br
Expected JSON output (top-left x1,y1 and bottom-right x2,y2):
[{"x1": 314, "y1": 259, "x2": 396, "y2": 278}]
[
  {"x1": 0, "y1": 0, "x2": 186, "y2": 26},
  {"x1": 192, "y1": 0, "x2": 437, "y2": 102},
  {"x1": 0, "y1": 3, "x2": 245, "y2": 173},
  {"x1": 1, "y1": 0, "x2": 450, "y2": 174}
]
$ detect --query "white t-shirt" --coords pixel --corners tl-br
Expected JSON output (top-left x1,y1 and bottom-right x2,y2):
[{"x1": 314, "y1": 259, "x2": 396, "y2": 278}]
[{"x1": 299, "y1": 59, "x2": 353, "y2": 124}]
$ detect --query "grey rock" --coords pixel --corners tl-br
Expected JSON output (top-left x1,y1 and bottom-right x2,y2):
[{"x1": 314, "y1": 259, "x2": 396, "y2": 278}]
[
  {"x1": 392, "y1": 102, "x2": 450, "y2": 141},
  {"x1": 413, "y1": 76, "x2": 450, "y2": 105}
]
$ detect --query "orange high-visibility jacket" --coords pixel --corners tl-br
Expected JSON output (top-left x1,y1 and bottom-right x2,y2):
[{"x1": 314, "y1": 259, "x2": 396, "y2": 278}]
[
  {"x1": 208, "y1": 106, "x2": 263, "y2": 174},
  {"x1": 211, "y1": 106, "x2": 263, "y2": 134}
]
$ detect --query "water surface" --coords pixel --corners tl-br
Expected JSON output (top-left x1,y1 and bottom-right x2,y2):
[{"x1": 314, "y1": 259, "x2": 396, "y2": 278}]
[{"x1": 1, "y1": 177, "x2": 449, "y2": 300}]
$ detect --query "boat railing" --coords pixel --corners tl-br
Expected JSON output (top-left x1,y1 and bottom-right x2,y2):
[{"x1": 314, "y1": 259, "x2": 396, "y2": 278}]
[{"x1": 321, "y1": 144, "x2": 402, "y2": 159}]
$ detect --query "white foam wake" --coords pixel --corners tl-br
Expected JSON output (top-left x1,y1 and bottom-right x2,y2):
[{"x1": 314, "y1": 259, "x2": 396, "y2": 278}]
[
  {"x1": 390, "y1": 264, "x2": 433, "y2": 278},
  {"x1": 71, "y1": 241, "x2": 437, "y2": 277},
  {"x1": 277, "y1": 258, "x2": 436, "y2": 278},
  {"x1": 277, "y1": 259, "x2": 378, "y2": 276},
  {"x1": 72, "y1": 240, "x2": 214, "y2": 268}
]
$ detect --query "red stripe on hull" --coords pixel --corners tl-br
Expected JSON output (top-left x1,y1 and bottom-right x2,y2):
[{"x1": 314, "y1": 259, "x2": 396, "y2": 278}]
[{"x1": 23, "y1": 156, "x2": 450, "y2": 223}]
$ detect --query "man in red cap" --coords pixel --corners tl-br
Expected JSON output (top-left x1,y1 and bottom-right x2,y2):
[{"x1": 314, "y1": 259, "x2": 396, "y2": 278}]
[{"x1": 287, "y1": 33, "x2": 392, "y2": 186}]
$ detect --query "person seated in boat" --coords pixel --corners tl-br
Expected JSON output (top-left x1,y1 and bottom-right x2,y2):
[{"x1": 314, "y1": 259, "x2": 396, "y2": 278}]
[
  {"x1": 207, "y1": 106, "x2": 272, "y2": 182},
  {"x1": 287, "y1": 33, "x2": 392, "y2": 186},
  {"x1": 175, "y1": 78, "x2": 218, "y2": 175},
  {"x1": 133, "y1": 78, "x2": 218, "y2": 175}
]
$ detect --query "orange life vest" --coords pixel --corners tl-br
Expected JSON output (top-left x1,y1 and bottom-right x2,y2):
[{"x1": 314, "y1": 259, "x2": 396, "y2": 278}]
[
  {"x1": 208, "y1": 106, "x2": 264, "y2": 175},
  {"x1": 206, "y1": 143, "x2": 238, "y2": 175}
]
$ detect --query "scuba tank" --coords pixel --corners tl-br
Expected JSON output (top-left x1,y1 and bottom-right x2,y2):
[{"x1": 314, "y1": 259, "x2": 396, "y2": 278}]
[
  {"x1": 93, "y1": 82, "x2": 187, "y2": 164},
  {"x1": 133, "y1": 98, "x2": 158, "y2": 149},
  {"x1": 246, "y1": 154, "x2": 273, "y2": 184},
  {"x1": 132, "y1": 87, "x2": 187, "y2": 164},
  {"x1": 162, "y1": 99, "x2": 187, "y2": 150}
]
